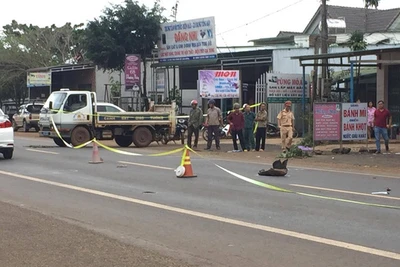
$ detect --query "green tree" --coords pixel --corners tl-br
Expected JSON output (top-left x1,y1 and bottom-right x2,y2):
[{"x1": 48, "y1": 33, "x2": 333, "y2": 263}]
[
  {"x1": 84, "y1": 0, "x2": 166, "y2": 96},
  {"x1": 0, "y1": 21, "x2": 85, "y2": 104},
  {"x1": 348, "y1": 31, "x2": 367, "y2": 51},
  {"x1": 364, "y1": 0, "x2": 380, "y2": 8}
]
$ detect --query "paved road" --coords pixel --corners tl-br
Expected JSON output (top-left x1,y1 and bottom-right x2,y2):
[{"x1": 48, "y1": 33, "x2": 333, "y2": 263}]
[{"x1": 1, "y1": 136, "x2": 399, "y2": 267}]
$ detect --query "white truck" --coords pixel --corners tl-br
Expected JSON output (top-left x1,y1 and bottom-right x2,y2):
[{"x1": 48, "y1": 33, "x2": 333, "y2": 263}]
[{"x1": 39, "y1": 89, "x2": 176, "y2": 148}]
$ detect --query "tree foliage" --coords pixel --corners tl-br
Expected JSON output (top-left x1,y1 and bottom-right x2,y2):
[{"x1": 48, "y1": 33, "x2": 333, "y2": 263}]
[
  {"x1": 364, "y1": 0, "x2": 380, "y2": 8},
  {"x1": 348, "y1": 31, "x2": 367, "y2": 51},
  {"x1": 84, "y1": 0, "x2": 167, "y2": 95},
  {"x1": 0, "y1": 21, "x2": 85, "y2": 104}
]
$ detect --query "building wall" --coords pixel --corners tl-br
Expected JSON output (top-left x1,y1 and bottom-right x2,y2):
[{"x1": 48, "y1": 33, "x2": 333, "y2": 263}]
[
  {"x1": 377, "y1": 51, "x2": 400, "y2": 105},
  {"x1": 94, "y1": 60, "x2": 174, "y2": 103},
  {"x1": 269, "y1": 45, "x2": 399, "y2": 134}
]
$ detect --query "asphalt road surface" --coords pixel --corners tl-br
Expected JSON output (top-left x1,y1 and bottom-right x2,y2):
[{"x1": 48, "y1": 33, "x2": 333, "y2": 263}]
[{"x1": 1, "y1": 136, "x2": 399, "y2": 267}]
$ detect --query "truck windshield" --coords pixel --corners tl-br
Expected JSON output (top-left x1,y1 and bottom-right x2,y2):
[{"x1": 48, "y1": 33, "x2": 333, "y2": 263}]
[{"x1": 44, "y1": 93, "x2": 67, "y2": 110}]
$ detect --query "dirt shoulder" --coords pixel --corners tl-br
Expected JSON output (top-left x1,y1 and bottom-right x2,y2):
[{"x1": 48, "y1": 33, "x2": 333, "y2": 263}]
[
  {"x1": 0, "y1": 201, "x2": 195, "y2": 267},
  {"x1": 18, "y1": 132, "x2": 400, "y2": 177}
]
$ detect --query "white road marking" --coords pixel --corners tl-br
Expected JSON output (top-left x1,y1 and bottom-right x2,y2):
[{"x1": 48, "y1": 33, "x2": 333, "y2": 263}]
[
  {"x1": 26, "y1": 149, "x2": 59, "y2": 155},
  {"x1": 118, "y1": 161, "x2": 174, "y2": 170},
  {"x1": 0, "y1": 169, "x2": 399, "y2": 260},
  {"x1": 290, "y1": 184, "x2": 400, "y2": 201}
]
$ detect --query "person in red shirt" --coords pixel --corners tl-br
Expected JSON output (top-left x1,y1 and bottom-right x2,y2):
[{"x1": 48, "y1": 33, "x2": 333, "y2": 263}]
[
  {"x1": 227, "y1": 103, "x2": 245, "y2": 152},
  {"x1": 373, "y1": 100, "x2": 392, "y2": 153}
]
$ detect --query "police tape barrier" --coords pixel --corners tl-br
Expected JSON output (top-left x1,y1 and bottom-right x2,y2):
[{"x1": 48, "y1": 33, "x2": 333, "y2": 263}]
[
  {"x1": 51, "y1": 116, "x2": 94, "y2": 149},
  {"x1": 94, "y1": 139, "x2": 185, "y2": 157},
  {"x1": 51, "y1": 116, "x2": 185, "y2": 157},
  {"x1": 185, "y1": 146, "x2": 400, "y2": 210}
]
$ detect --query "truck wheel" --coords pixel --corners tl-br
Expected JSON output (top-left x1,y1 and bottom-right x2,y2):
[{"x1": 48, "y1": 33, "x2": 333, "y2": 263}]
[
  {"x1": 132, "y1": 127, "x2": 152, "y2": 148},
  {"x1": 115, "y1": 136, "x2": 132, "y2": 147},
  {"x1": 71, "y1": 126, "x2": 91, "y2": 147},
  {"x1": 23, "y1": 120, "x2": 29, "y2": 132},
  {"x1": 3, "y1": 149, "x2": 13, "y2": 159},
  {"x1": 53, "y1": 138, "x2": 67, "y2": 147}
]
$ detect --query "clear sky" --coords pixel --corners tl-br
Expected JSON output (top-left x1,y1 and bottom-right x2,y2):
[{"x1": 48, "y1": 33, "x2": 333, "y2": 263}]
[{"x1": 1, "y1": 0, "x2": 399, "y2": 46}]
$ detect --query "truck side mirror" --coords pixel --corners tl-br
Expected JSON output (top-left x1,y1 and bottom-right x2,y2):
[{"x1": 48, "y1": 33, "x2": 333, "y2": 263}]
[{"x1": 49, "y1": 101, "x2": 53, "y2": 110}]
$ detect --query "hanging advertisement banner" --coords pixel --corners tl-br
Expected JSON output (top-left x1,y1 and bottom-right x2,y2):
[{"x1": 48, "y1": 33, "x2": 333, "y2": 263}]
[
  {"x1": 125, "y1": 54, "x2": 141, "y2": 90},
  {"x1": 198, "y1": 70, "x2": 240, "y2": 99},
  {"x1": 158, "y1": 17, "x2": 217, "y2": 63},
  {"x1": 313, "y1": 103, "x2": 341, "y2": 141},
  {"x1": 266, "y1": 73, "x2": 310, "y2": 103},
  {"x1": 342, "y1": 103, "x2": 368, "y2": 141},
  {"x1": 27, "y1": 72, "x2": 51, "y2": 87}
]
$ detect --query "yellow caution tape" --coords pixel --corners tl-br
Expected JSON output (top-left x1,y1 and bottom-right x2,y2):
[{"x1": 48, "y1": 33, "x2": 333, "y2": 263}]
[
  {"x1": 50, "y1": 116, "x2": 185, "y2": 156},
  {"x1": 253, "y1": 122, "x2": 258, "y2": 134},
  {"x1": 51, "y1": 116, "x2": 94, "y2": 149},
  {"x1": 95, "y1": 139, "x2": 186, "y2": 157},
  {"x1": 93, "y1": 139, "x2": 184, "y2": 157},
  {"x1": 147, "y1": 147, "x2": 185, "y2": 157},
  {"x1": 93, "y1": 140, "x2": 143, "y2": 156}
]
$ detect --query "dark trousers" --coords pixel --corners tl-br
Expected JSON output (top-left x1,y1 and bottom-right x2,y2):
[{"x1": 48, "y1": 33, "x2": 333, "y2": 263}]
[
  {"x1": 243, "y1": 128, "x2": 255, "y2": 150},
  {"x1": 207, "y1": 125, "x2": 220, "y2": 149},
  {"x1": 255, "y1": 127, "x2": 266, "y2": 151},
  {"x1": 231, "y1": 129, "x2": 245, "y2": 151},
  {"x1": 187, "y1": 125, "x2": 199, "y2": 148}
]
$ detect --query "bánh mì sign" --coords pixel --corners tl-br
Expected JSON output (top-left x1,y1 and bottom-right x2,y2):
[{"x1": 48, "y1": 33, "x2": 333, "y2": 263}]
[{"x1": 341, "y1": 103, "x2": 368, "y2": 141}]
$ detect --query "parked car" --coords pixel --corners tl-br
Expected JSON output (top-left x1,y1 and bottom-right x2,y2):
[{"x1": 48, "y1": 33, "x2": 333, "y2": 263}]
[
  {"x1": 95, "y1": 102, "x2": 126, "y2": 112},
  {"x1": 0, "y1": 109, "x2": 14, "y2": 159},
  {"x1": 12, "y1": 102, "x2": 44, "y2": 132}
]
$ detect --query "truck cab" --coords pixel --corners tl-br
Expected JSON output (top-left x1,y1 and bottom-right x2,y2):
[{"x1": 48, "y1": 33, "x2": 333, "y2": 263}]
[{"x1": 39, "y1": 89, "x2": 176, "y2": 148}]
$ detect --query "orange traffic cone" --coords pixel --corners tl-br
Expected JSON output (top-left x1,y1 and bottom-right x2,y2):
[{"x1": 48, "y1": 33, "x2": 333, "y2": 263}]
[
  {"x1": 176, "y1": 148, "x2": 197, "y2": 178},
  {"x1": 89, "y1": 142, "x2": 103, "y2": 164}
]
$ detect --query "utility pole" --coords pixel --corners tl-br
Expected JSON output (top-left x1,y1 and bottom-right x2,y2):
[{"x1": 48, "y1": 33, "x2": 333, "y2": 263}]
[
  {"x1": 320, "y1": 0, "x2": 328, "y2": 99},
  {"x1": 171, "y1": 1, "x2": 179, "y2": 102}
]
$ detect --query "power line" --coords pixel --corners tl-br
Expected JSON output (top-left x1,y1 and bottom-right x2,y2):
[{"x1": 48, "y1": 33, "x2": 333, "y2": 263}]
[{"x1": 216, "y1": 0, "x2": 307, "y2": 36}]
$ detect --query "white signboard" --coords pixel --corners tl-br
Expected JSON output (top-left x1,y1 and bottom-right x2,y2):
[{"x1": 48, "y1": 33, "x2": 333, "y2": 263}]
[
  {"x1": 341, "y1": 103, "x2": 368, "y2": 141},
  {"x1": 266, "y1": 73, "x2": 310, "y2": 103},
  {"x1": 27, "y1": 72, "x2": 51, "y2": 87},
  {"x1": 158, "y1": 17, "x2": 217, "y2": 63},
  {"x1": 199, "y1": 70, "x2": 240, "y2": 99}
]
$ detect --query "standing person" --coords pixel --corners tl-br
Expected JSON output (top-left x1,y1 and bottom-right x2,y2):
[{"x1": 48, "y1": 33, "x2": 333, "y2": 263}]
[
  {"x1": 277, "y1": 101, "x2": 295, "y2": 152},
  {"x1": 373, "y1": 100, "x2": 392, "y2": 154},
  {"x1": 187, "y1": 100, "x2": 203, "y2": 149},
  {"x1": 254, "y1": 102, "x2": 268, "y2": 151},
  {"x1": 227, "y1": 103, "x2": 245, "y2": 152},
  {"x1": 243, "y1": 104, "x2": 256, "y2": 151},
  {"x1": 367, "y1": 101, "x2": 376, "y2": 140},
  {"x1": 204, "y1": 99, "x2": 222, "y2": 150}
]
